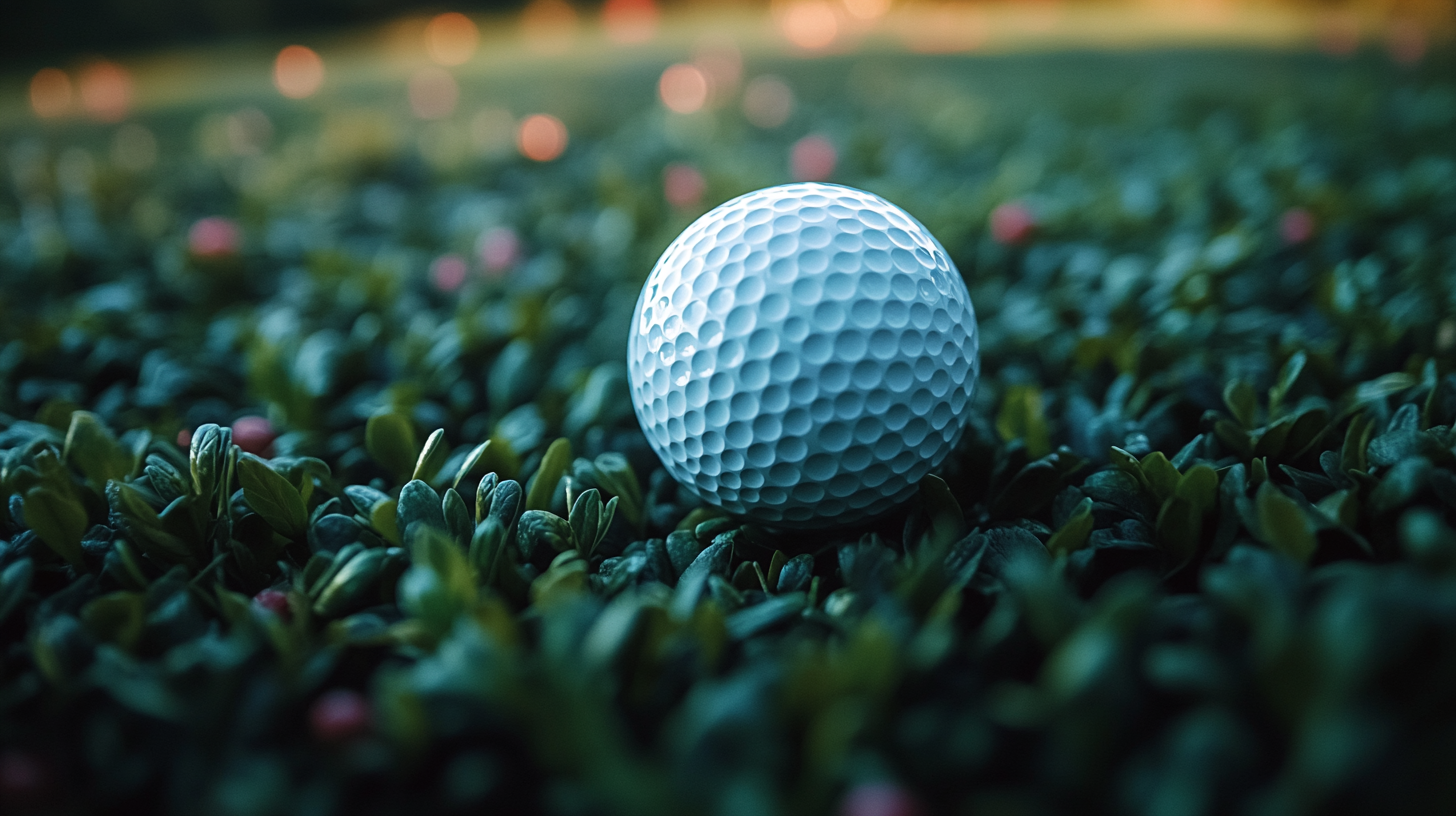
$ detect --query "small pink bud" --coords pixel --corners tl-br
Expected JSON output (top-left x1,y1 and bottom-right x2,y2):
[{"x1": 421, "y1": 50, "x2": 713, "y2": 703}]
[
  {"x1": 252, "y1": 589, "x2": 292, "y2": 621},
  {"x1": 990, "y1": 202, "x2": 1035, "y2": 245},
  {"x1": 231, "y1": 416, "x2": 276, "y2": 457},
  {"x1": 310, "y1": 689, "x2": 371, "y2": 742},
  {"x1": 177, "y1": 427, "x2": 194, "y2": 449},
  {"x1": 188, "y1": 217, "x2": 241, "y2": 258}
]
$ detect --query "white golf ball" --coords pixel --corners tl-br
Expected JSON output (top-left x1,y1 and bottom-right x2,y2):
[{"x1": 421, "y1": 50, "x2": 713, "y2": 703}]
[{"x1": 628, "y1": 183, "x2": 979, "y2": 527}]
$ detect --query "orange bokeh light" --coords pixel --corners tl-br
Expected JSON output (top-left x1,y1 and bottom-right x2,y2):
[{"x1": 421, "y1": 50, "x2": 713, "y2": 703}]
[
  {"x1": 781, "y1": 0, "x2": 839, "y2": 49},
  {"x1": 274, "y1": 45, "x2": 325, "y2": 99},
  {"x1": 517, "y1": 114, "x2": 569, "y2": 161},
  {"x1": 843, "y1": 0, "x2": 891, "y2": 21},
  {"x1": 604, "y1": 0, "x2": 659, "y2": 45},
  {"x1": 410, "y1": 68, "x2": 459, "y2": 119},
  {"x1": 1387, "y1": 19, "x2": 1427, "y2": 66},
  {"x1": 659, "y1": 64, "x2": 709, "y2": 114},
  {"x1": 30, "y1": 68, "x2": 73, "y2": 119},
  {"x1": 79, "y1": 62, "x2": 132, "y2": 122},
  {"x1": 522, "y1": 0, "x2": 580, "y2": 55},
  {"x1": 901, "y1": 3, "x2": 986, "y2": 53},
  {"x1": 425, "y1": 12, "x2": 479, "y2": 66}
]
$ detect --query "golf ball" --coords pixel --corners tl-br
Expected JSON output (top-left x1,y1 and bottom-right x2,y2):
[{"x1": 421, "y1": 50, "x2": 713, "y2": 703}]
[{"x1": 628, "y1": 183, "x2": 979, "y2": 527}]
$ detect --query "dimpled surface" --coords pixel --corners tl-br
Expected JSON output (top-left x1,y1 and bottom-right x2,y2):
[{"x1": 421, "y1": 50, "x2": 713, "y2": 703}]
[{"x1": 628, "y1": 183, "x2": 979, "y2": 527}]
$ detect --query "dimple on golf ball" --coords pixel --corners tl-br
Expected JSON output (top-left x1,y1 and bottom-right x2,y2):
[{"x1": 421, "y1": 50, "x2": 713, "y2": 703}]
[{"x1": 628, "y1": 182, "x2": 979, "y2": 527}]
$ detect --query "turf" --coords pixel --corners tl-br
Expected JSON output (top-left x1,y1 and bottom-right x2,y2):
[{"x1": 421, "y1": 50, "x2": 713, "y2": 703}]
[{"x1": 1, "y1": 46, "x2": 1455, "y2": 815}]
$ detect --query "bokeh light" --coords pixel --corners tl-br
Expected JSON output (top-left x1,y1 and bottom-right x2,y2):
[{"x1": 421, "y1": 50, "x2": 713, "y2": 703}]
[
  {"x1": 430, "y1": 254, "x2": 469, "y2": 292},
  {"x1": 1316, "y1": 10, "x2": 1361, "y2": 56},
  {"x1": 410, "y1": 68, "x2": 459, "y2": 119},
  {"x1": 1386, "y1": 19, "x2": 1427, "y2": 65},
  {"x1": 664, "y1": 163, "x2": 707, "y2": 209},
  {"x1": 780, "y1": 0, "x2": 839, "y2": 49},
  {"x1": 693, "y1": 35, "x2": 743, "y2": 100},
  {"x1": 790, "y1": 135, "x2": 837, "y2": 181},
  {"x1": 902, "y1": 4, "x2": 986, "y2": 53},
  {"x1": 990, "y1": 201, "x2": 1036, "y2": 245},
  {"x1": 425, "y1": 12, "x2": 479, "y2": 66},
  {"x1": 517, "y1": 114, "x2": 568, "y2": 161},
  {"x1": 603, "y1": 0, "x2": 659, "y2": 45},
  {"x1": 1280, "y1": 208, "x2": 1315, "y2": 245},
  {"x1": 225, "y1": 108, "x2": 273, "y2": 156},
  {"x1": 842, "y1": 0, "x2": 892, "y2": 21},
  {"x1": 111, "y1": 123, "x2": 158, "y2": 171},
  {"x1": 274, "y1": 45, "x2": 325, "y2": 99},
  {"x1": 189, "y1": 217, "x2": 242, "y2": 258},
  {"x1": 78, "y1": 61, "x2": 132, "y2": 122},
  {"x1": 743, "y1": 75, "x2": 794, "y2": 128},
  {"x1": 471, "y1": 109, "x2": 517, "y2": 157},
  {"x1": 477, "y1": 226, "x2": 521, "y2": 273},
  {"x1": 29, "y1": 68, "x2": 72, "y2": 119},
  {"x1": 522, "y1": 0, "x2": 579, "y2": 55},
  {"x1": 659, "y1": 64, "x2": 710, "y2": 114}
]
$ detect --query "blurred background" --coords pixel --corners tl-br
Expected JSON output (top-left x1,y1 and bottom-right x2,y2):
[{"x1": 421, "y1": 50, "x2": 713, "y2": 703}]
[{"x1": 1, "y1": 0, "x2": 1453, "y2": 459}]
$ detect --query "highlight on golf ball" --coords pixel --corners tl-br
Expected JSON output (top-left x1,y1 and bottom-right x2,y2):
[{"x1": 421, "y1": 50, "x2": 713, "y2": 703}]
[{"x1": 628, "y1": 182, "x2": 980, "y2": 527}]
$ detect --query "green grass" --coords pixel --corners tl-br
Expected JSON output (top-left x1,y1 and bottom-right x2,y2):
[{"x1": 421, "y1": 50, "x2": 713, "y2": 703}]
[{"x1": 1, "y1": 47, "x2": 1455, "y2": 815}]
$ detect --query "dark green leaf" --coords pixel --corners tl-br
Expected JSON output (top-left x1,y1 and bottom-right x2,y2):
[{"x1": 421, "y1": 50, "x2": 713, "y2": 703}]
[
  {"x1": 366, "y1": 410, "x2": 420, "y2": 482},
  {"x1": 237, "y1": 454, "x2": 308, "y2": 539}
]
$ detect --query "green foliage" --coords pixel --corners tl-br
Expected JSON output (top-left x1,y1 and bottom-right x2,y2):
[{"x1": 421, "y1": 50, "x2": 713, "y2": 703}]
[
  {"x1": 366, "y1": 410, "x2": 420, "y2": 483},
  {"x1": 237, "y1": 453, "x2": 308, "y2": 539}
]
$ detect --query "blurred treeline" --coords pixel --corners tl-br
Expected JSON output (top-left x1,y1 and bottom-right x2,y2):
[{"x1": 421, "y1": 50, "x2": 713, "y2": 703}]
[
  {"x1": 9, "y1": 0, "x2": 1454, "y2": 67},
  {"x1": 3, "y1": 0, "x2": 525, "y2": 65}
]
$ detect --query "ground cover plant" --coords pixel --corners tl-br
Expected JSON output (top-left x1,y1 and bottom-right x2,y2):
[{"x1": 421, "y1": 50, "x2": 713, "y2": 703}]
[{"x1": 1, "y1": 47, "x2": 1455, "y2": 815}]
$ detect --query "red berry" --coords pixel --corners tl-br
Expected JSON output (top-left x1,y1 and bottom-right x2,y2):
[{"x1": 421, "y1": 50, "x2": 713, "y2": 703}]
[
  {"x1": 177, "y1": 427, "x2": 194, "y2": 449},
  {"x1": 840, "y1": 783, "x2": 919, "y2": 816},
  {"x1": 0, "y1": 749, "x2": 48, "y2": 799},
  {"x1": 310, "y1": 689, "x2": 371, "y2": 742},
  {"x1": 1279, "y1": 207, "x2": 1316, "y2": 245},
  {"x1": 252, "y1": 589, "x2": 291, "y2": 621},
  {"x1": 790, "y1": 134, "x2": 837, "y2": 182},
  {"x1": 990, "y1": 202, "x2": 1035, "y2": 245},
  {"x1": 188, "y1": 216, "x2": 241, "y2": 258},
  {"x1": 231, "y1": 416, "x2": 276, "y2": 456}
]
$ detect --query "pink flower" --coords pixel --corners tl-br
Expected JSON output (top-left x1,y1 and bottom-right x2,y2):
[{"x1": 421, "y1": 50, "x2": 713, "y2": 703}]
[
  {"x1": 252, "y1": 589, "x2": 292, "y2": 621},
  {"x1": 188, "y1": 217, "x2": 241, "y2": 258},
  {"x1": 231, "y1": 415, "x2": 276, "y2": 457}
]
